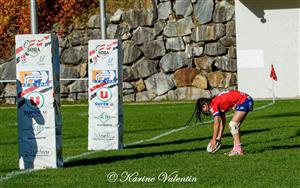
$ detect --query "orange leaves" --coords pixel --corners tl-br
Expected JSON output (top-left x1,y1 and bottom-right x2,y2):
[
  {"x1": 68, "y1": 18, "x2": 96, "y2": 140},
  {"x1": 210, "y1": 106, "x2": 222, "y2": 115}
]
[
  {"x1": 0, "y1": 25, "x2": 4, "y2": 34},
  {"x1": 0, "y1": 0, "x2": 27, "y2": 58},
  {"x1": 0, "y1": 0, "x2": 98, "y2": 59}
]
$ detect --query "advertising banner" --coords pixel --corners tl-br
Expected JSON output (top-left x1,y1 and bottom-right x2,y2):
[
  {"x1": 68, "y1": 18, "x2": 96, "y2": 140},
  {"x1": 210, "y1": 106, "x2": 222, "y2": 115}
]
[
  {"x1": 16, "y1": 34, "x2": 63, "y2": 169},
  {"x1": 88, "y1": 39, "x2": 123, "y2": 150}
]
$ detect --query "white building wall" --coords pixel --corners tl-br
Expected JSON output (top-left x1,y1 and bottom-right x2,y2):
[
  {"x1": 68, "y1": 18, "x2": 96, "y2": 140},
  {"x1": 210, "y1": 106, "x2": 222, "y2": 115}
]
[
  {"x1": 235, "y1": 0, "x2": 300, "y2": 98},
  {"x1": 298, "y1": 7, "x2": 300, "y2": 96}
]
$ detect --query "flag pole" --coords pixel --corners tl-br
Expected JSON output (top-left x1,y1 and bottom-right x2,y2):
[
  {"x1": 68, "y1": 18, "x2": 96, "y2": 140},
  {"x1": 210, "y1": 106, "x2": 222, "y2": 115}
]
[
  {"x1": 270, "y1": 64, "x2": 277, "y2": 103},
  {"x1": 272, "y1": 79, "x2": 275, "y2": 103}
]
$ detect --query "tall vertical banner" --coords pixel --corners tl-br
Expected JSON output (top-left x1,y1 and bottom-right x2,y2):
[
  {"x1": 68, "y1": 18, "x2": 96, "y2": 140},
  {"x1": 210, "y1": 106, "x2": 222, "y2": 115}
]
[
  {"x1": 88, "y1": 39, "x2": 123, "y2": 150},
  {"x1": 16, "y1": 34, "x2": 63, "y2": 169}
]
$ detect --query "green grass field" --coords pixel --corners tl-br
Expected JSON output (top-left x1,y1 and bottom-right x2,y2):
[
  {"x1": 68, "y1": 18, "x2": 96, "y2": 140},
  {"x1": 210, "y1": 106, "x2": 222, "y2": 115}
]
[{"x1": 0, "y1": 100, "x2": 299, "y2": 187}]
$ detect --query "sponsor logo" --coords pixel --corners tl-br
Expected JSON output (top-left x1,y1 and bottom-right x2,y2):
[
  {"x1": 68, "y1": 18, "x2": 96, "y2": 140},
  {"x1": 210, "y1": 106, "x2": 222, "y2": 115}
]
[
  {"x1": 107, "y1": 56, "x2": 114, "y2": 66},
  {"x1": 93, "y1": 112, "x2": 117, "y2": 126},
  {"x1": 93, "y1": 87, "x2": 116, "y2": 107},
  {"x1": 92, "y1": 70, "x2": 117, "y2": 84},
  {"x1": 23, "y1": 39, "x2": 41, "y2": 57},
  {"x1": 23, "y1": 37, "x2": 51, "y2": 57},
  {"x1": 16, "y1": 54, "x2": 27, "y2": 64},
  {"x1": 25, "y1": 91, "x2": 45, "y2": 110},
  {"x1": 90, "y1": 56, "x2": 98, "y2": 64},
  {"x1": 89, "y1": 53, "x2": 114, "y2": 66},
  {"x1": 22, "y1": 147, "x2": 52, "y2": 157},
  {"x1": 89, "y1": 41, "x2": 118, "y2": 65},
  {"x1": 39, "y1": 55, "x2": 46, "y2": 62},
  {"x1": 22, "y1": 122, "x2": 49, "y2": 139},
  {"x1": 93, "y1": 132, "x2": 115, "y2": 141},
  {"x1": 95, "y1": 112, "x2": 117, "y2": 124},
  {"x1": 32, "y1": 122, "x2": 47, "y2": 136},
  {"x1": 98, "y1": 112, "x2": 111, "y2": 123},
  {"x1": 16, "y1": 35, "x2": 51, "y2": 64},
  {"x1": 23, "y1": 109, "x2": 47, "y2": 118},
  {"x1": 19, "y1": 71, "x2": 49, "y2": 87},
  {"x1": 97, "y1": 87, "x2": 112, "y2": 102},
  {"x1": 96, "y1": 123, "x2": 113, "y2": 127},
  {"x1": 94, "y1": 102, "x2": 114, "y2": 107},
  {"x1": 24, "y1": 110, "x2": 42, "y2": 118},
  {"x1": 95, "y1": 41, "x2": 118, "y2": 59}
]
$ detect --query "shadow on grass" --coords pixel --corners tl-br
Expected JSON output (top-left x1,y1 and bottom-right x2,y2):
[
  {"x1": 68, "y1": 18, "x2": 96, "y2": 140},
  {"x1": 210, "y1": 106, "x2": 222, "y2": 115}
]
[
  {"x1": 255, "y1": 111, "x2": 300, "y2": 119},
  {"x1": 247, "y1": 129, "x2": 300, "y2": 153},
  {"x1": 64, "y1": 129, "x2": 273, "y2": 168},
  {"x1": 0, "y1": 168, "x2": 19, "y2": 174},
  {"x1": 64, "y1": 146, "x2": 207, "y2": 168},
  {"x1": 64, "y1": 127, "x2": 300, "y2": 168},
  {"x1": 65, "y1": 142, "x2": 300, "y2": 168},
  {"x1": 252, "y1": 144, "x2": 300, "y2": 153},
  {"x1": 0, "y1": 141, "x2": 18, "y2": 146}
]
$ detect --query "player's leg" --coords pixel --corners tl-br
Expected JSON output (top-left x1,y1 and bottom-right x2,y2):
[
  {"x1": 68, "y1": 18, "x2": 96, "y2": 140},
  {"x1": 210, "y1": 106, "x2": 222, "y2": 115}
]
[
  {"x1": 238, "y1": 112, "x2": 248, "y2": 128},
  {"x1": 226, "y1": 96, "x2": 253, "y2": 156},
  {"x1": 226, "y1": 111, "x2": 248, "y2": 156},
  {"x1": 231, "y1": 111, "x2": 248, "y2": 145}
]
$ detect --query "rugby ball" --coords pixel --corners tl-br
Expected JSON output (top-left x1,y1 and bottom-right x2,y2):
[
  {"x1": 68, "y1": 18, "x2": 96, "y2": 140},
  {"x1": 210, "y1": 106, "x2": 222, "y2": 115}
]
[{"x1": 206, "y1": 140, "x2": 222, "y2": 153}]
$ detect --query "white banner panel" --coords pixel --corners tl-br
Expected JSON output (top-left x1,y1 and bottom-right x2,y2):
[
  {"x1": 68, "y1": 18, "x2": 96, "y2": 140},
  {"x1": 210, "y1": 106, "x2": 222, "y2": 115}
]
[
  {"x1": 88, "y1": 39, "x2": 123, "y2": 150},
  {"x1": 16, "y1": 34, "x2": 63, "y2": 169}
]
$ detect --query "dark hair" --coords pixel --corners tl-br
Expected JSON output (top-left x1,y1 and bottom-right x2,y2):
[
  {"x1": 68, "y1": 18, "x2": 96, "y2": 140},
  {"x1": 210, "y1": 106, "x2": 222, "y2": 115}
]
[
  {"x1": 184, "y1": 98, "x2": 212, "y2": 126},
  {"x1": 195, "y1": 98, "x2": 212, "y2": 122}
]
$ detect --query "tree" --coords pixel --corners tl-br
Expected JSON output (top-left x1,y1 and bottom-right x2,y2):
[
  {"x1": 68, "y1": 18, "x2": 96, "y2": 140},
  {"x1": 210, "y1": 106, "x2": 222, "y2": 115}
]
[{"x1": 0, "y1": 0, "x2": 98, "y2": 59}]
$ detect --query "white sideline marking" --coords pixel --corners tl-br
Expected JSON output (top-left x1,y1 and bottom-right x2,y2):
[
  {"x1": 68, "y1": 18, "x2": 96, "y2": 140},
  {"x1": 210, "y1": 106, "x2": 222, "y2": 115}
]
[
  {"x1": 0, "y1": 102, "x2": 274, "y2": 183},
  {"x1": 253, "y1": 102, "x2": 274, "y2": 111},
  {"x1": 0, "y1": 169, "x2": 37, "y2": 182},
  {"x1": 64, "y1": 151, "x2": 98, "y2": 163}
]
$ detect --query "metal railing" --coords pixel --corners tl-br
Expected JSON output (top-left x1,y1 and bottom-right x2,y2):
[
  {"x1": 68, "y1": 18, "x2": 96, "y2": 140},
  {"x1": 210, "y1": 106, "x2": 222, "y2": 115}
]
[{"x1": 0, "y1": 78, "x2": 89, "y2": 104}]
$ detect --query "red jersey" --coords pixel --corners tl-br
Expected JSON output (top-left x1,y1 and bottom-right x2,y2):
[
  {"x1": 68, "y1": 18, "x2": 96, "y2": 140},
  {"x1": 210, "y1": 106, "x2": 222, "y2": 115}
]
[{"x1": 210, "y1": 90, "x2": 249, "y2": 116}]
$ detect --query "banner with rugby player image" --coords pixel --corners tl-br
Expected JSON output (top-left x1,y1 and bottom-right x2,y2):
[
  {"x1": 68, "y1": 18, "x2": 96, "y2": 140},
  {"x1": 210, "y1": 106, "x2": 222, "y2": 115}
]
[
  {"x1": 16, "y1": 34, "x2": 63, "y2": 170},
  {"x1": 88, "y1": 39, "x2": 123, "y2": 150}
]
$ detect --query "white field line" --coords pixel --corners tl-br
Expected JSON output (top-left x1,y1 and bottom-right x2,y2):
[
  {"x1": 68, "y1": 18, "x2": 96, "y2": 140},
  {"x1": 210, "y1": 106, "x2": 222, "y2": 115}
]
[
  {"x1": 0, "y1": 169, "x2": 37, "y2": 182},
  {"x1": 0, "y1": 101, "x2": 195, "y2": 110},
  {"x1": 63, "y1": 151, "x2": 98, "y2": 163},
  {"x1": 0, "y1": 102, "x2": 274, "y2": 183},
  {"x1": 253, "y1": 102, "x2": 274, "y2": 111}
]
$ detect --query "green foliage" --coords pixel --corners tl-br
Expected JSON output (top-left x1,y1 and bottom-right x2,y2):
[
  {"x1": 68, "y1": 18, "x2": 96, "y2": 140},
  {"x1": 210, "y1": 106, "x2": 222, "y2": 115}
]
[{"x1": 0, "y1": 100, "x2": 300, "y2": 187}]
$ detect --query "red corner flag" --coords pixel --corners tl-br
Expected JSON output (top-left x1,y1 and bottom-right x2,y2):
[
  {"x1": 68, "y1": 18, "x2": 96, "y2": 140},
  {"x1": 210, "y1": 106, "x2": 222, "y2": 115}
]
[{"x1": 270, "y1": 64, "x2": 277, "y2": 81}]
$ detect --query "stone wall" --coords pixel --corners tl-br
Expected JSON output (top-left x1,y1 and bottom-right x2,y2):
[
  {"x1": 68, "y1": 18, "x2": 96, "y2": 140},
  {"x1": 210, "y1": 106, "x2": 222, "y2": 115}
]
[{"x1": 0, "y1": 0, "x2": 237, "y2": 103}]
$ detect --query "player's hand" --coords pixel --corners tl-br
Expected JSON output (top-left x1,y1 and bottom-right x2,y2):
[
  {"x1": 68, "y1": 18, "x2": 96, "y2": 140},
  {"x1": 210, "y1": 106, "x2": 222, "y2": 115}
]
[{"x1": 210, "y1": 139, "x2": 216, "y2": 150}]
